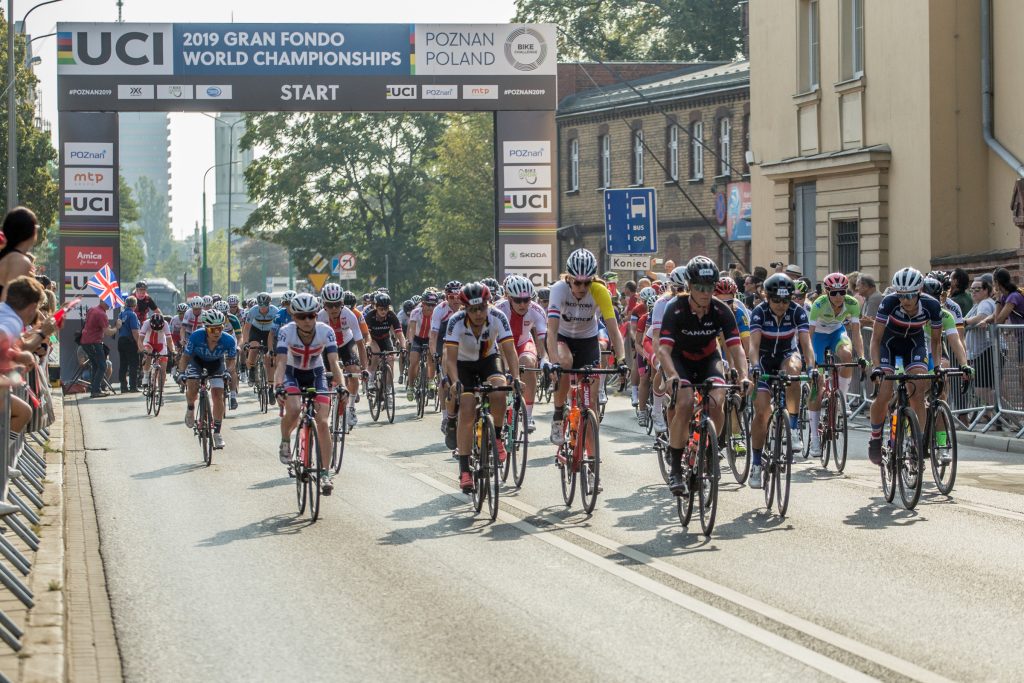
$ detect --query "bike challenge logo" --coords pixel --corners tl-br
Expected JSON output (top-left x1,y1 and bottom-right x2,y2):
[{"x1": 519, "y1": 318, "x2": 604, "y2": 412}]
[{"x1": 504, "y1": 27, "x2": 547, "y2": 72}]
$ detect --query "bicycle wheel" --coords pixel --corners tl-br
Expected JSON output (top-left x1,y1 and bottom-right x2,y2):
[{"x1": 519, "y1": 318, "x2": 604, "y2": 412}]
[
  {"x1": 293, "y1": 427, "x2": 307, "y2": 515},
  {"x1": 382, "y1": 365, "x2": 396, "y2": 423},
  {"x1": 725, "y1": 397, "x2": 751, "y2": 484},
  {"x1": 306, "y1": 425, "x2": 321, "y2": 522},
  {"x1": 484, "y1": 417, "x2": 501, "y2": 521},
  {"x1": 471, "y1": 422, "x2": 486, "y2": 515},
  {"x1": 579, "y1": 410, "x2": 601, "y2": 514},
  {"x1": 416, "y1": 367, "x2": 427, "y2": 418},
  {"x1": 368, "y1": 373, "x2": 382, "y2": 421},
  {"x1": 511, "y1": 402, "x2": 529, "y2": 489},
  {"x1": 776, "y1": 414, "x2": 793, "y2": 516},
  {"x1": 764, "y1": 410, "x2": 781, "y2": 510},
  {"x1": 655, "y1": 431, "x2": 671, "y2": 485},
  {"x1": 818, "y1": 394, "x2": 832, "y2": 469},
  {"x1": 929, "y1": 400, "x2": 957, "y2": 495},
  {"x1": 331, "y1": 398, "x2": 347, "y2": 474},
  {"x1": 258, "y1": 372, "x2": 268, "y2": 414},
  {"x1": 797, "y1": 382, "x2": 810, "y2": 449},
  {"x1": 896, "y1": 407, "x2": 924, "y2": 510},
  {"x1": 500, "y1": 407, "x2": 513, "y2": 483},
  {"x1": 831, "y1": 390, "x2": 849, "y2": 473},
  {"x1": 697, "y1": 420, "x2": 719, "y2": 536},
  {"x1": 153, "y1": 370, "x2": 164, "y2": 417},
  {"x1": 200, "y1": 392, "x2": 213, "y2": 466},
  {"x1": 559, "y1": 421, "x2": 576, "y2": 507},
  {"x1": 145, "y1": 376, "x2": 154, "y2": 415}
]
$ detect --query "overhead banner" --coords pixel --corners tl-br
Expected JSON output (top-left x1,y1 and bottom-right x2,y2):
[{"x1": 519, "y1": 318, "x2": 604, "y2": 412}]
[{"x1": 57, "y1": 23, "x2": 557, "y2": 112}]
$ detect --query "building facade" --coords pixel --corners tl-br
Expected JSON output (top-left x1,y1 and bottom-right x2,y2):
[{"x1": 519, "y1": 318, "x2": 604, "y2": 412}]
[
  {"x1": 749, "y1": 0, "x2": 1024, "y2": 283},
  {"x1": 118, "y1": 112, "x2": 172, "y2": 223},
  {"x1": 557, "y1": 62, "x2": 752, "y2": 276},
  {"x1": 212, "y1": 112, "x2": 255, "y2": 234}
]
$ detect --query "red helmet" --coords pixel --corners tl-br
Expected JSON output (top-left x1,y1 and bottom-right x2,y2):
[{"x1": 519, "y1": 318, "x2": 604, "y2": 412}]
[
  {"x1": 459, "y1": 282, "x2": 491, "y2": 306},
  {"x1": 822, "y1": 272, "x2": 849, "y2": 291},
  {"x1": 651, "y1": 281, "x2": 664, "y2": 295},
  {"x1": 714, "y1": 276, "x2": 737, "y2": 297}
]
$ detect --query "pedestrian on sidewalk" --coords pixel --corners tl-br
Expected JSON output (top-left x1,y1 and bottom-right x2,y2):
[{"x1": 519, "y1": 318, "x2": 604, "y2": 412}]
[
  {"x1": 116, "y1": 297, "x2": 142, "y2": 393},
  {"x1": 0, "y1": 207, "x2": 39, "y2": 302},
  {"x1": 80, "y1": 300, "x2": 114, "y2": 398}
]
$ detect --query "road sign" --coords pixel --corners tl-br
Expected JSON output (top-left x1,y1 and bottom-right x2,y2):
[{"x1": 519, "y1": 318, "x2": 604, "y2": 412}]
[
  {"x1": 308, "y1": 273, "x2": 330, "y2": 292},
  {"x1": 339, "y1": 252, "x2": 356, "y2": 271},
  {"x1": 331, "y1": 256, "x2": 341, "y2": 275},
  {"x1": 610, "y1": 255, "x2": 651, "y2": 271},
  {"x1": 337, "y1": 271, "x2": 357, "y2": 281},
  {"x1": 604, "y1": 188, "x2": 657, "y2": 254},
  {"x1": 310, "y1": 252, "x2": 328, "y2": 273}
]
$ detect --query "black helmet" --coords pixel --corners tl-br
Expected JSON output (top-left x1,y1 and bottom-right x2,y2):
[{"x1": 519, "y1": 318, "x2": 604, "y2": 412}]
[
  {"x1": 373, "y1": 292, "x2": 391, "y2": 308},
  {"x1": 444, "y1": 280, "x2": 463, "y2": 294},
  {"x1": 460, "y1": 282, "x2": 491, "y2": 306},
  {"x1": 342, "y1": 290, "x2": 357, "y2": 307},
  {"x1": 763, "y1": 273, "x2": 795, "y2": 299},
  {"x1": 922, "y1": 277, "x2": 943, "y2": 298},
  {"x1": 149, "y1": 313, "x2": 165, "y2": 329},
  {"x1": 362, "y1": 293, "x2": 372, "y2": 303},
  {"x1": 256, "y1": 292, "x2": 272, "y2": 306},
  {"x1": 481, "y1": 277, "x2": 500, "y2": 292},
  {"x1": 402, "y1": 300, "x2": 414, "y2": 314},
  {"x1": 685, "y1": 256, "x2": 720, "y2": 286},
  {"x1": 536, "y1": 286, "x2": 551, "y2": 301},
  {"x1": 135, "y1": 280, "x2": 147, "y2": 290}
]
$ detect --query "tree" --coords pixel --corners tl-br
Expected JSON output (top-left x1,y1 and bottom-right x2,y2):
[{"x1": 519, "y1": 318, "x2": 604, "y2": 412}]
[
  {"x1": 0, "y1": 10, "x2": 59, "y2": 233},
  {"x1": 419, "y1": 114, "x2": 495, "y2": 282},
  {"x1": 133, "y1": 176, "x2": 172, "y2": 269},
  {"x1": 513, "y1": 0, "x2": 742, "y2": 62},
  {"x1": 234, "y1": 237, "x2": 289, "y2": 296},
  {"x1": 119, "y1": 177, "x2": 144, "y2": 282}
]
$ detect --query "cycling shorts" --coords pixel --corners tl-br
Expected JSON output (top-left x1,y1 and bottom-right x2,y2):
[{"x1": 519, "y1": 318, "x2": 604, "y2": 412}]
[
  {"x1": 410, "y1": 335, "x2": 430, "y2": 354},
  {"x1": 757, "y1": 350, "x2": 800, "y2": 392},
  {"x1": 456, "y1": 356, "x2": 503, "y2": 393},
  {"x1": 671, "y1": 354, "x2": 726, "y2": 387},
  {"x1": 878, "y1": 334, "x2": 929, "y2": 373},
  {"x1": 247, "y1": 327, "x2": 270, "y2": 347},
  {"x1": 185, "y1": 357, "x2": 227, "y2": 389},
  {"x1": 144, "y1": 343, "x2": 169, "y2": 359},
  {"x1": 283, "y1": 366, "x2": 330, "y2": 404},
  {"x1": 516, "y1": 337, "x2": 537, "y2": 358},
  {"x1": 557, "y1": 334, "x2": 600, "y2": 370},
  {"x1": 338, "y1": 339, "x2": 359, "y2": 367},
  {"x1": 811, "y1": 328, "x2": 852, "y2": 366},
  {"x1": 372, "y1": 336, "x2": 395, "y2": 353}
]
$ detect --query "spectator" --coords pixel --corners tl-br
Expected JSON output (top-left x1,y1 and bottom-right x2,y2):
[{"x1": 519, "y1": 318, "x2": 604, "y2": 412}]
[
  {"x1": 645, "y1": 258, "x2": 676, "y2": 283},
  {"x1": 949, "y1": 268, "x2": 972, "y2": 314},
  {"x1": 856, "y1": 274, "x2": 883, "y2": 322},
  {"x1": 0, "y1": 276, "x2": 52, "y2": 434},
  {"x1": 965, "y1": 278, "x2": 999, "y2": 407},
  {"x1": 80, "y1": 299, "x2": 115, "y2": 398},
  {"x1": 116, "y1": 296, "x2": 142, "y2": 393},
  {"x1": 784, "y1": 264, "x2": 803, "y2": 280},
  {"x1": 0, "y1": 207, "x2": 38, "y2": 300},
  {"x1": 991, "y1": 268, "x2": 1024, "y2": 325},
  {"x1": 846, "y1": 271, "x2": 862, "y2": 303}
]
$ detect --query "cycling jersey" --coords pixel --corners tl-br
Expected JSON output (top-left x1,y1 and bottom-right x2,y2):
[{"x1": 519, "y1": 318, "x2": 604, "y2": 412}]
[
  {"x1": 646, "y1": 294, "x2": 676, "y2": 342},
  {"x1": 316, "y1": 307, "x2": 362, "y2": 346},
  {"x1": 276, "y1": 321, "x2": 338, "y2": 371},
  {"x1": 349, "y1": 306, "x2": 370, "y2": 339},
  {"x1": 943, "y1": 299, "x2": 964, "y2": 326},
  {"x1": 365, "y1": 310, "x2": 401, "y2": 342},
  {"x1": 407, "y1": 305, "x2": 434, "y2": 340},
  {"x1": 495, "y1": 299, "x2": 547, "y2": 349},
  {"x1": 272, "y1": 308, "x2": 292, "y2": 333},
  {"x1": 444, "y1": 308, "x2": 513, "y2": 362},
  {"x1": 139, "y1": 320, "x2": 170, "y2": 354},
  {"x1": 244, "y1": 305, "x2": 279, "y2": 332},
  {"x1": 184, "y1": 328, "x2": 238, "y2": 363},
  {"x1": 169, "y1": 315, "x2": 183, "y2": 343},
  {"x1": 397, "y1": 309, "x2": 409, "y2": 328},
  {"x1": 226, "y1": 313, "x2": 242, "y2": 335},
  {"x1": 808, "y1": 294, "x2": 861, "y2": 334},
  {"x1": 181, "y1": 308, "x2": 204, "y2": 336},
  {"x1": 659, "y1": 295, "x2": 741, "y2": 361},
  {"x1": 546, "y1": 280, "x2": 616, "y2": 339},
  {"x1": 875, "y1": 293, "x2": 943, "y2": 339},
  {"x1": 749, "y1": 301, "x2": 808, "y2": 359},
  {"x1": 722, "y1": 299, "x2": 751, "y2": 340},
  {"x1": 430, "y1": 301, "x2": 459, "y2": 334}
]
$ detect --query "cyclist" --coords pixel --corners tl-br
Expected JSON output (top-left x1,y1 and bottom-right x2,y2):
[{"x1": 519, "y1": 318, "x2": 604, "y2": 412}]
[
  {"x1": 398, "y1": 299, "x2": 414, "y2": 330},
  {"x1": 169, "y1": 302, "x2": 187, "y2": 350},
  {"x1": 431, "y1": 281, "x2": 463, "y2": 437},
  {"x1": 496, "y1": 275, "x2": 548, "y2": 432},
  {"x1": 634, "y1": 287, "x2": 658, "y2": 427},
  {"x1": 793, "y1": 279, "x2": 811, "y2": 313},
  {"x1": 644, "y1": 271, "x2": 687, "y2": 433},
  {"x1": 242, "y1": 292, "x2": 279, "y2": 386},
  {"x1": 443, "y1": 282, "x2": 521, "y2": 492},
  {"x1": 273, "y1": 293, "x2": 344, "y2": 493},
  {"x1": 318, "y1": 283, "x2": 367, "y2": 426},
  {"x1": 177, "y1": 309, "x2": 238, "y2": 449},
  {"x1": 406, "y1": 290, "x2": 440, "y2": 403},
  {"x1": 922, "y1": 276, "x2": 972, "y2": 419},
  {"x1": 546, "y1": 248, "x2": 627, "y2": 445},
  {"x1": 181, "y1": 296, "x2": 205, "y2": 338},
  {"x1": 226, "y1": 294, "x2": 243, "y2": 321},
  {"x1": 867, "y1": 267, "x2": 944, "y2": 465},
  {"x1": 138, "y1": 313, "x2": 175, "y2": 395},
  {"x1": 365, "y1": 292, "x2": 406, "y2": 395},
  {"x1": 806, "y1": 273, "x2": 865, "y2": 458},
  {"x1": 747, "y1": 274, "x2": 815, "y2": 487},
  {"x1": 658, "y1": 256, "x2": 751, "y2": 496},
  {"x1": 268, "y1": 290, "x2": 296, "y2": 354},
  {"x1": 214, "y1": 301, "x2": 242, "y2": 409},
  {"x1": 202, "y1": 295, "x2": 213, "y2": 310}
]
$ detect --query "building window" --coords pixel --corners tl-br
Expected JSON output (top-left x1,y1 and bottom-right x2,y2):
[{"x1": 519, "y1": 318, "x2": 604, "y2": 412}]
[
  {"x1": 798, "y1": 0, "x2": 820, "y2": 92},
  {"x1": 834, "y1": 220, "x2": 860, "y2": 272},
  {"x1": 599, "y1": 134, "x2": 611, "y2": 188},
  {"x1": 668, "y1": 124, "x2": 679, "y2": 181},
  {"x1": 840, "y1": 0, "x2": 864, "y2": 80},
  {"x1": 632, "y1": 129, "x2": 644, "y2": 185},
  {"x1": 568, "y1": 138, "x2": 579, "y2": 192},
  {"x1": 717, "y1": 117, "x2": 731, "y2": 177},
  {"x1": 689, "y1": 121, "x2": 704, "y2": 181}
]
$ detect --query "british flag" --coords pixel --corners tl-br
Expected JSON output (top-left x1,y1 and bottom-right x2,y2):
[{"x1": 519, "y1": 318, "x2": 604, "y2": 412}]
[{"x1": 86, "y1": 264, "x2": 125, "y2": 308}]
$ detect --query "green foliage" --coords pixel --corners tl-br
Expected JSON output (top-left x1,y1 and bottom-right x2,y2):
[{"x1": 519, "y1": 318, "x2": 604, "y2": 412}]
[
  {"x1": 133, "y1": 176, "x2": 172, "y2": 269},
  {"x1": 513, "y1": 0, "x2": 742, "y2": 62},
  {"x1": 119, "y1": 177, "x2": 143, "y2": 281},
  {"x1": 234, "y1": 237, "x2": 289, "y2": 296}
]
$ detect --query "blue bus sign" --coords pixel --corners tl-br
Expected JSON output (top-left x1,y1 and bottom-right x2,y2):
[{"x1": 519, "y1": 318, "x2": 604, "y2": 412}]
[{"x1": 604, "y1": 188, "x2": 657, "y2": 254}]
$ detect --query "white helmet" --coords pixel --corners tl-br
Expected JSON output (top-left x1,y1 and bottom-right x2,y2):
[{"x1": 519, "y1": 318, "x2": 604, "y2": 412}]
[
  {"x1": 668, "y1": 265, "x2": 689, "y2": 287},
  {"x1": 321, "y1": 282, "x2": 344, "y2": 303},
  {"x1": 202, "y1": 295, "x2": 213, "y2": 307},
  {"x1": 290, "y1": 292, "x2": 319, "y2": 314},
  {"x1": 566, "y1": 248, "x2": 598, "y2": 279},
  {"x1": 200, "y1": 309, "x2": 226, "y2": 327},
  {"x1": 891, "y1": 267, "x2": 924, "y2": 294},
  {"x1": 639, "y1": 286, "x2": 657, "y2": 305},
  {"x1": 214, "y1": 300, "x2": 230, "y2": 313},
  {"x1": 176, "y1": 302, "x2": 188, "y2": 313},
  {"x1": 280, "y1": 290, "x2": 297, "y2": 305},
  {"x1": 187, "y1": 296, "x2": 203, "y2": 308},
  {"x1": 226, "y1": 294, "x2": 240, "y2": 306},
  {"x1": 504, "y1": 275, "x2": 534, "y2": 299}
]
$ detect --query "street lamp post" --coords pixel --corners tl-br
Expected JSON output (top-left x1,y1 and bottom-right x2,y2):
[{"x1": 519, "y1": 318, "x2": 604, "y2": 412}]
[
  {"x1": 200, "y1": 112, "x2": 246, "y2": 294},
  {"x1": 201, "y1": 160, "x2": 237, "y2": 293}
]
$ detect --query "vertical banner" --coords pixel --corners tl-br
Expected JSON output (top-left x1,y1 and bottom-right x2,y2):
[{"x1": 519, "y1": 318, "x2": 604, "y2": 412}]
[
  {"x1": 58, "y1": 112, "x2": 121, "y2": 383},
  {"x1": 495, "y1": 110, "x2": 558, "y2": 286}
]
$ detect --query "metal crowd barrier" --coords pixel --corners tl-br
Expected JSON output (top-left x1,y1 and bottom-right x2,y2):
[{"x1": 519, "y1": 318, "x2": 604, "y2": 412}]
[{"x1": 0, "y1": 365, "x2": 55, "y2": 654}]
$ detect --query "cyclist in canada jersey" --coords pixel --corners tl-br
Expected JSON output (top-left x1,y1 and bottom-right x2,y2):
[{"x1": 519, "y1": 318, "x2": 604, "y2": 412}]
[
  {"x1": 406, "y1": 290, "x2": 440, "y2": 403},
  {"x1": 545, "y1": 249, "x2": 627, "y2": 446},
  {"x1": 867, "y1": 267, "x2": 944, "y2": 465},
  {"x1": 177, "y1": 309, "x2": 238, "y2": 450},
  {"x1": 496, "y1": 275, "x2": 548, "y2": 432},
  {"x1": 443, "y1": 282, "x2": 520, "y2": 493},
  {"x1": 365, "y1": 291, "x2": 407, "y2": 391},
  {"x1": 658, "y1": 257, "x2": 750, "y2": 497},
  {"x1": 805, "y1": 272, "x2": 865, "y2": 458},
  {"x1": 242, "y1": 292, "x2": 279, "y2": 386},
  {"x1": 318, "y1": 283, "x2": 367, "y2": 427}
]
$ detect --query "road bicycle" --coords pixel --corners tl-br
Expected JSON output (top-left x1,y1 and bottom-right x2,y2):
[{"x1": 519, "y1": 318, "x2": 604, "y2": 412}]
[
  {"x1": 288, "y1": 386, "x2": 344, "y2": 522},
  {"x1": 923, "y1": 367, "x2": 969, "y2": 495},
  {"x1": 721, "y1": 369, "x2": 751, "y2": 484},
  {"x1": 191, "y1": 369, "x2": 224, "y2": 467},
  {"x1": 397, "y1": 347, "x2": 410, "y2": 386},
  {"x1": 757, "y1": 372, "x2": 812, "y2": 516},
  {"x1": 247, "y1": 343, "x2": 271, "y2": 414},
  {"x1": 142, "y1": 351, "x2": 168, "y2": 417},
  {"x1": 815, "y1": 352, "x2": 866, "y2": 472},
  {"x1": 367, "y1": 350, "x2": 401, "y2": 423},
  {"x1": 327, "y1": 372, "x2": 360, "y2": 474},
  {"x1": 870, "y1": 373, "x2": 932, "y2": 510},
  {"x1": 412, "y1": 350, "x2": 432, "y2": 419},
  {"x1": 550, "y1": 365, "x2": 623, "y2": 514},
  {"x1": 501, "y1": 374, "x2": 530, "y2": 489},
  {"x1": 459, "y1": 383, "x2": 513, "y2": 521},
  {"x1": 537, "y1": 365, "x2": 554, "y2": 404}
]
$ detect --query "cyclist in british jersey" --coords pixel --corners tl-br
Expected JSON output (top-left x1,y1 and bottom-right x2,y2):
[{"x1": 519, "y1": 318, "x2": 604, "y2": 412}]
[
  {"x1": 138, "y1": 313, "x2": 176, "y2": 394},
  {"x1": 443, "y1": 282, "x2": 521, "y2": 492},
  {"x1": 181, "y1": 296, "x2": 205, "y2": 338},
  {"x1": 274, "y1": 293, "x2": 344, "y2": 495},
  {"x1": 747, "y1": 274, "x2": 815, "y2": 487},
  {"x1": 431, "y1": 281, "x2": 463, "y2": 434},
  {"x1": 318, "y1": 283, "x2": 368, "y2": 426},
  {"x1": 169, "y1": 302, "x2": 187, "y2": 350},
  {"x1": 496, "y1": 275, "x2": 548, "y2": 432},
  {"x1": 177, "y1": 309, "x2": 238, "y2": 449},
  {"x1": 658, "y1": 257, "x2": 751, "y2": 496},
  {"x1": 546, "y1": 249, "x2": 627, "y2": 445},
  {"x1": 806, "y1": 272, "x2": 865, "y2": 458},
  {"x1": 867, "y1": 267, "x2": 944, "y2": 465},
  {"x1": 242, "y1": 292, "x2": 279, "y2": 386},
  {"x1": 406, "y1": 290, "x2": 440, "y2": 403},
  {"x1": 365, "y1": 292, "x2": 407, "y2": 392}
]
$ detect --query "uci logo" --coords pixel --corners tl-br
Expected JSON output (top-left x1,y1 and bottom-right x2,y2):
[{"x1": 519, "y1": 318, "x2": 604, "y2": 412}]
[{"x1": 72, "y1": 31, "x2": 165, "y2": 67}]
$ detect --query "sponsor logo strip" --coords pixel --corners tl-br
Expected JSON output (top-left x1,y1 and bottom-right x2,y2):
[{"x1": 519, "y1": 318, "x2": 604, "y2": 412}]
[
  {"x1": 502, "y1": 165, "x2": 551, "y2": 189},
  {"x1": 117, "y1": 84, "x2": 155, "y2": 99},
  {"x1": 462, "y1": 84, "x2": 497, "y2": 99},
  {"x1": 502, "y1": 140, "x2": 550, "y2": 163},
  {"x1": 157, "y1": 84, "x2": 194, "y2": 99},
  {"x1": 385, "y1": 84, "x2": 417, "y2": 99},
  {"x1": 421, "y1": 84, "x2": 458, "y2": 99},
  {"x1": 64, "y1": 143, "x2": 114, "y2": 166},
  {"x1": 63, "y1": 192, "x2": 114, "y2": 217},
  {"x1": 196, "y1": 85, "x2": 232, "y2": 99},
  {"x1": 64, "y1": 167, "x2": 113, "y2": 192}
]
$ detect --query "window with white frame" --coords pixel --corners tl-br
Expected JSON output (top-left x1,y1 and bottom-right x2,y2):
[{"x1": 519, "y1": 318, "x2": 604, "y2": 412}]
[
  {"x1": 632, "y1": 129, "x2": 644, "y2": 185},
  {"x1": 668, "y1": 124, "x2": 679, "y2": 181},
  {"x1": 599, "y1": 134, "x2": 611, "y2": 188},
  {"x1": 717, "y1": 117, "x2": 731, "y2": 177},
  {"x1": 568, "y1": 138, "x2": 579, "y2": 192},
  {"x1": 840, "y1": 0, "x2": 864, "y2": 80},
  {"x1": 798, "y1": 0, "x2": 820, "y2": 92},
  {"x1": 690, "y1": 120, "x2": 704, "y2": 181}
]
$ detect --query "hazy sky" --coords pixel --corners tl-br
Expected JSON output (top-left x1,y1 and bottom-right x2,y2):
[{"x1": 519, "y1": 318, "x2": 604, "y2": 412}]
[{"x1": 29, "y1": 0, "x2": 517, "y2": 239}]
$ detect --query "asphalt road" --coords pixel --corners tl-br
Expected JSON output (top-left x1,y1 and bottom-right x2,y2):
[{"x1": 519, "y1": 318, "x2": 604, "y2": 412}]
[{"x1": 75, "y1": 381, "x2": 1024, "y2": 682}]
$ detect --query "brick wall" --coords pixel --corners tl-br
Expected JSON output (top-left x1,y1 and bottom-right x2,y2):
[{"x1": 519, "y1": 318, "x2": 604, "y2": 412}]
[{"x1": 557, "y1": 63, "x2": 707, "y2": 103}]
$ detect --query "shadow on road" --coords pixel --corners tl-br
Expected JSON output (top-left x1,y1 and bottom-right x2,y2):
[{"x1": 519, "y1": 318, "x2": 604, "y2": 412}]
[
  {"x1": 131, "y1": 462, "x2": 207, "y2": 479},
  {"x1": 197, "y1": 513, "x2": 310, "y2": 546},
  {"x1": 378, "y1": 492, "x2": 530, "y2": 546},
  {"x1": 390, "y1": 444, "x2": 445, "y2": 459},
  {"x1": 233, "y1": 420, "x2": 280, "y2": 430},
  {"x1": 843, "y1": 498, "x2": 925, "y2": 529},
  {"x1": 248, "y1": 477, "x2": 293, "y2": 490}
]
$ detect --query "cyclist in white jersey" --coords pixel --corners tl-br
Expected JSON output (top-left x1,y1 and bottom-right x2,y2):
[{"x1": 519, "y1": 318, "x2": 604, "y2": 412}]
[
  {"x1": 180, "y1": 296, "x2": 204, "y2": 338},
  {"x1": 138, "y1": 313, "x2": 175, "y2": 394},
  {"x1": 497, "y1": 275, "x2": 548, "y2": 432},
  {"x1": 430, "y1": 281, "x2": 463, "y2": 434},
  {"x1": 644, "y1": 276, "x2": 685, "y2": 433},
  {"x1": 318, "y1": 283, "x2": 367, "y2": 426},
  {"x1": 406, "y1": 290, "x2": 441, "y2": 402}
]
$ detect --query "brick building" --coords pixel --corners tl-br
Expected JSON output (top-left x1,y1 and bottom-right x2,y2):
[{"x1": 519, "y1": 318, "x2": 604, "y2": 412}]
[{"x1": 556, "y1": 61, "x2": 753, "y2": 276}]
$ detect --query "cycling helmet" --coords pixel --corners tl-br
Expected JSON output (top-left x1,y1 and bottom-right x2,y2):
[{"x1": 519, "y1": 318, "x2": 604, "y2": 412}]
[
  {"x1": 566, "y1": 248, "x2": 598, "y2": 279},
  {"x1": 254, "y1": 293, "x2": 270, "y2": 308},
  {"x1": 822, "y1": 272, "x2": 849, "y2": 292},
  {"x1": 684, "y1": 256, "x2": 719, "y2": 286},
  {"x1": 226, "y1": 294, "x2": 240, "y2": 306},
  {"x1": 200, "y1": 309, "x2": 226, "y2": 327},
  {"x1": 211, "y1": 294, "x2": 222, "y2": 303},
  {"x1": 891, "y1": 267, "x2": 923, "y2": 294},
  {"x1": 668, "y1": 265, "x2": 690, "y2": 287},
  {"x1": 213, "y1": 300, "x2": 230, "y2": 313},
  {"x1": 290, "y1": 292, "x2": 319, "y2": 314},
  {"x1": 244, "y1": 298, "x2": 255, "y2": 308},
  {"x1": 536, "y1": 286, "x2": 551, "y2": 301},
  {"x1": 149, "y1": 313, "x2": 165, "y2": 330},
  {"x1": 421, "y1": 291, "x2": 441, "y2": 306},
  {"x1": 321, "y1": 283, "x2": 343, "y2": 303},
  {"x1": 176, "y1": 302, "x2": 187, "y2": 314},
  {"x1": 444, "y1": 280, "x2": 463, "y2": 294},
  {"x1": 494, "y1": 285, "x2": 505, "y2": 299},
  {"x1": 481, "y1": 278, "x2": 501, "y2": 294},
  {"x1": 201, "y1": 295, "x2": 213, "y2": 307},
  {"x1": 504, "y1": 275, "x2": 534, "y2": 299},
  {"x1": 460, "y1": 282, "x2": 491, "y2": 306},
  {"x1": 922, "y1": 277, "x2": 943, "y2": 298},
  {"x1": 135, "y1": 280, "x2": 147, "y2": 290},
  {"x1": 793, "y1": 280, "x2": 809, "y2": 294},
  {"x1": 410, "y1": 295, "x2": 422, "y2": 305},
  {"x1": 651, "y1": 281, "x2": 664, "y2": 295},
  {"x1": 343, "y1": 290, "x2": 357, "y2": 307},
  {"x1": 714, "y1": 276, "x2": 738, "y2": 297},
  {"x1": 763, "y1": 273, "x2": 795, "y2": 300},
  {"x1": 402, "y1": 300, "x2": 415, "y2": 314},
  {"x1": 280, "y1": 290, "x2": 297, "y2": 305},
  {"x1": 639, "y1": 287, "x2": 657, "y2": 306},
  {"x1": 927, "y1": 270, "x2": 950, "y2": 289},
  {"x1": 373, "y1": 292, "x2": 392, "y2": 308},
  {"x1": 362, "y1": 293, "x2": 372, "y2": 303},
  {"x1": 188, "y1": 296, "x2": 203, "y2": 308}
]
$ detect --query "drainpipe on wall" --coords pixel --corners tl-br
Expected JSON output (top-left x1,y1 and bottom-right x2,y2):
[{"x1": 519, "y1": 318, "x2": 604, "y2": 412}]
[{"x1": 982, "y1": 0, "x2": 1024, "y2": 178}]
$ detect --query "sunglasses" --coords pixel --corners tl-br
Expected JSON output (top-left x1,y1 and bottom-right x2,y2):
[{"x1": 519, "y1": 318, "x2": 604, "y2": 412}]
[
  {"x1": 970, "y1": 286, "x2": 985, "y2": 292},
  {"x1": 467, "y1": 304, "x2": 488, "y2": 314},
  {"x1": 828, "y1": 290, "x2": 846, "y2": 297},
  {"x1": 293, "y1": 313, "x2": 317, "y2": 321},
  {"x1": 324, "y1": 302, "x2": 342, "y2": 309},
  {"x1": 570, "y1": 279, "x2": 592, "y2": 288},
  {"x1": 897, "y1": 293, "x2": 918, "y2": 300},
  {"x1": 511, "y1": 297, "x2": 531, "y2": 304},
  {"x1": 690, "y1": 283, "x2": 714, "y2": 293},
  {"x1": 769, "y1": 296, "x2": 791, "y2": 304},
  {"x1": 206, "y1": 325, "x2": 224, "y2": 333}
]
